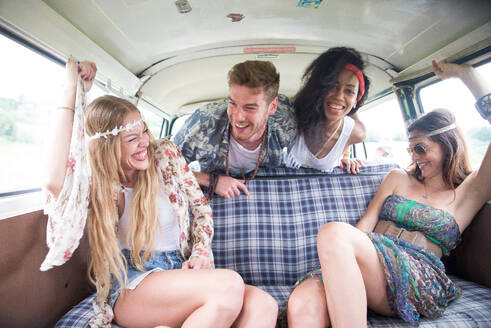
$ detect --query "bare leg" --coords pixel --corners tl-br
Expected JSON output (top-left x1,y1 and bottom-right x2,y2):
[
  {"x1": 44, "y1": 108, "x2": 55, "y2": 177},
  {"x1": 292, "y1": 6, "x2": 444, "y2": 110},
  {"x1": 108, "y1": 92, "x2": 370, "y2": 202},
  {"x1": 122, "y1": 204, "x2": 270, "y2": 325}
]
[
  {"x1": 113, "y1": 268, "x2": 245, "y2": 328},
  {"x1": 317, "y1": 222, "x2": 393, "y2": 328},
  {"x1": 232, "y1": 285, "x2": 278, "y2": 328},
  {"x1": 287, "y1": 278, "x2": 330, "y2": 328}
]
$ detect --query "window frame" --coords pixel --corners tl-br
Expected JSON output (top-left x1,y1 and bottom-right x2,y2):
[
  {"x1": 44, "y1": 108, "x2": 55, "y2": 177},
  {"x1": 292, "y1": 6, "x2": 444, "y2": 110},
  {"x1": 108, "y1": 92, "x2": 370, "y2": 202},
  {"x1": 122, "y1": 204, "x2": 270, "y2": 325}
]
[
  {"x1": 0, "y1": 28, "x2": 170, "y2": 211},
  {"x1": 0, "y1": 28, "x2": 65, "y2": 198},
  {"x1": 414, "y1": 52, "x2": 491, "y2": 115}
]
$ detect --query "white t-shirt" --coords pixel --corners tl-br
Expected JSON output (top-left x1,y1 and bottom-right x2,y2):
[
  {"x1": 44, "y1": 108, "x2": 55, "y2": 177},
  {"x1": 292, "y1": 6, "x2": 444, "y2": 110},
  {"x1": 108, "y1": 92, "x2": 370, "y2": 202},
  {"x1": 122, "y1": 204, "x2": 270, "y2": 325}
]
[
  {"x1": 285, "y1": 116, "x2": 354, "y2": 172},
  {"x1": 227, "y1": 135, "x2": 261, "y2": 176},
  {"x1": 117, "y1": 186, "x2": 180, "y2": 251}
]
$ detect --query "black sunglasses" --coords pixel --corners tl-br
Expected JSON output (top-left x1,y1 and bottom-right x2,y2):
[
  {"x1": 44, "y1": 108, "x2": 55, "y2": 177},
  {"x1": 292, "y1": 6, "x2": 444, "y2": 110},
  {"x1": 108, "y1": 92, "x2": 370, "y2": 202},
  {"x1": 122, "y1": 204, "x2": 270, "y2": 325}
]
[{"x1": 407, "y1": 144, "x2": 427, "y2": 155}]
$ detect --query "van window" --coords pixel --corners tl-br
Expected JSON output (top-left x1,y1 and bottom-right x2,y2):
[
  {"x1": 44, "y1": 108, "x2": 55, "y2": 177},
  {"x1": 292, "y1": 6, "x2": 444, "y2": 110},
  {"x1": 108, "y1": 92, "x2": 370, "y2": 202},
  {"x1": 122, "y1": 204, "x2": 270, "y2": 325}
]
[
  {"x1": 0, "y1": 34, "x2": 111, "y2": 194},
  {"x1": 418, "y1": 62, "x2": 491, "y2": 169},
  {"x1": 0, "y1": 34, "x2": 63, "y2": 194},
  {"x1": 137, "y1": 100, "x2": 165, "y2": 139},
  {"x1": 358, "y1": 95, "x2": 411, "y2": 169},
  {"x1": 170, "y1": 114, "x2": 191, "y2": 137}
]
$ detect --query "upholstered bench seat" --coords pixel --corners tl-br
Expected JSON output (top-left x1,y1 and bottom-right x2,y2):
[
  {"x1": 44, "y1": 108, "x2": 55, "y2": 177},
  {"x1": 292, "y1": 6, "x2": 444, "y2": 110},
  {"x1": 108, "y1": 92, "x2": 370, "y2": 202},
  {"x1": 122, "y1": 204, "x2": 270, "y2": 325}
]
[
  {"x1": 56, "y1": 164, "x2": 491, "y2": 327},
  {"x1": 56, "y1": 276, "x2": 491, "y2": 328}
]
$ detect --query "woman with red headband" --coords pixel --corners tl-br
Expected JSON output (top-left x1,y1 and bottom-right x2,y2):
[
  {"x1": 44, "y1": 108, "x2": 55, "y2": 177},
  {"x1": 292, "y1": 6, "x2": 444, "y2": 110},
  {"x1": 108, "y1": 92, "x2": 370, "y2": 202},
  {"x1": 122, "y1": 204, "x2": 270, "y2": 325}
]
[{"x1": 285, "y1": 47, "x2": 369, "y2": 174}]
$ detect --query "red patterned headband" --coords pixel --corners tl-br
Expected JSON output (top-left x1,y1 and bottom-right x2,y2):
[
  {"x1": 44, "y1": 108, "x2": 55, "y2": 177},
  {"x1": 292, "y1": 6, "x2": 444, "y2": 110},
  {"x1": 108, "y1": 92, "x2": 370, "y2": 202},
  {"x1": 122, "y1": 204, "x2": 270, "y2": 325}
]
[{"x1": 343, "y1": 63, "x2": 365, "y2": 102}]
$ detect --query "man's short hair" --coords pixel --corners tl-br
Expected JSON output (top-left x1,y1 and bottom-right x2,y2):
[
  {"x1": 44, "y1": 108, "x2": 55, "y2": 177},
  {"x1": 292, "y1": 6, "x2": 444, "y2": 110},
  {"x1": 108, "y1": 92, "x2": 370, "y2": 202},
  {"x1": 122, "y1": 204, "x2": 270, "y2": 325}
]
[{"x1": 227, "y1": 60, "x2": 280, "y2": 102}]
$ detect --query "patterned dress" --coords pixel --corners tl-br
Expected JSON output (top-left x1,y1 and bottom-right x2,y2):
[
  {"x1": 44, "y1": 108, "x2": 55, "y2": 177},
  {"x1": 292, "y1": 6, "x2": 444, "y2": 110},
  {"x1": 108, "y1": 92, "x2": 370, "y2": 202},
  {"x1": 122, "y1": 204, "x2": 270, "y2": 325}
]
[{"x1": 367, "y1": 194, "x2": 461, "y2": 326}]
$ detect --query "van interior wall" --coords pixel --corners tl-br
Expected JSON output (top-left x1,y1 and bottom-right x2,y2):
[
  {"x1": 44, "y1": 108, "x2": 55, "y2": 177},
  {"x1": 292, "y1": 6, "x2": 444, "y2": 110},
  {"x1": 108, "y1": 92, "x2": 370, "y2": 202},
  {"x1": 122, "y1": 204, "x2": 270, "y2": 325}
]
[
  {"x1": 444, "y1": 203, "x2": 491, "y2": 288},
  {"x1": 0, "y1": 210, "x2": 93, "y2": 328}
]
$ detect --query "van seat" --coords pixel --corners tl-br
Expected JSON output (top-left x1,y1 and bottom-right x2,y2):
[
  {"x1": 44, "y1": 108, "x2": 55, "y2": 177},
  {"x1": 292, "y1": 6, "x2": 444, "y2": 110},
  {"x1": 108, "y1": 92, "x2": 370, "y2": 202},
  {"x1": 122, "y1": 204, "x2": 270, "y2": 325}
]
[{"x1": 55, "y1": 164, "x2": 491, "y2": 327}]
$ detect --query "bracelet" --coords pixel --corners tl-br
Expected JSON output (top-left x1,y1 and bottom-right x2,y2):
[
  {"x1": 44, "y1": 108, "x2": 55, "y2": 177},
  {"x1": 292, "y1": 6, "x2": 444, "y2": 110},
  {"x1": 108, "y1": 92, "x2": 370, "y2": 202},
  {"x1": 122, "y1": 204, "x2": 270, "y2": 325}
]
[
  {"x1": 343, "y1": 151, "x2": 351, "y2": 158},
  {"x1": 58, "y1": 106, "x2": 75, "y2": 112},
  {"x1": 475, "y1": 93, "x2": 491, "y2": 120}
]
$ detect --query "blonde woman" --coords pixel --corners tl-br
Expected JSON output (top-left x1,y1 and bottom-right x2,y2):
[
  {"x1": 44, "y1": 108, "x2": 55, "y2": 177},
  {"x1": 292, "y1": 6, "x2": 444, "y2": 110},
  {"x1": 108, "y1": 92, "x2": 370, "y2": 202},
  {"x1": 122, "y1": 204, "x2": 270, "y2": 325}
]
[{"x1": 44, "y1": 61, "x2": 277, "y2": 327}]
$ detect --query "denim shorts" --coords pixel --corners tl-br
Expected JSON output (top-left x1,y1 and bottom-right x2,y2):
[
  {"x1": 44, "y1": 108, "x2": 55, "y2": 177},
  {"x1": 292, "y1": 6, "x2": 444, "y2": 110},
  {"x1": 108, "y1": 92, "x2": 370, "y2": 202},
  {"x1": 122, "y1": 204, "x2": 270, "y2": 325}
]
[{"x1": 108, "y1": 249, "x2": 184, "y2": 308}]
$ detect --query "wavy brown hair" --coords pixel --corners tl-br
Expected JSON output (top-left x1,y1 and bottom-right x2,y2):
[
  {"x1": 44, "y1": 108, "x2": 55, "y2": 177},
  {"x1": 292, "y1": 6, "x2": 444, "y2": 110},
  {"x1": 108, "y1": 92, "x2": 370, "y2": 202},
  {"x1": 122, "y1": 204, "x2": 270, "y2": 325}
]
[
  {"x1": 408, "y1": 109, "x2": 472, "y2": 190},
  {"x1": 85, "y1": 95, "x2": 159, "y2": 304},
  {"x1": 228, "y1": 60, "x2": 280, "y2": 102},
  {"x1": 294, "y1": 47, "x2": 370, "y2": 134}
]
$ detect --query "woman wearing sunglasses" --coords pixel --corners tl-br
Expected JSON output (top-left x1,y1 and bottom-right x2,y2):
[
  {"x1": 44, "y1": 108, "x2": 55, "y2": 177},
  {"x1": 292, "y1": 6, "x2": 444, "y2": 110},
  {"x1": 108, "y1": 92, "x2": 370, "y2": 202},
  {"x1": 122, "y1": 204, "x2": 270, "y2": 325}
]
[{"x1": 286, "y1": 61, "x2": 490, "y2": 327}]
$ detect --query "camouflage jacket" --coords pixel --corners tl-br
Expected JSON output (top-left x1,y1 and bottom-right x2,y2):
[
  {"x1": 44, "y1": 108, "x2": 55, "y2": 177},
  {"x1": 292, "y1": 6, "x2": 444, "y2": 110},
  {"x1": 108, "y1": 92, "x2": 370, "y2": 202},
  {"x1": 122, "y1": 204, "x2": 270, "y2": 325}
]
[{"x1": 174, "y1": 94, "x2": 297, "y2": 173}]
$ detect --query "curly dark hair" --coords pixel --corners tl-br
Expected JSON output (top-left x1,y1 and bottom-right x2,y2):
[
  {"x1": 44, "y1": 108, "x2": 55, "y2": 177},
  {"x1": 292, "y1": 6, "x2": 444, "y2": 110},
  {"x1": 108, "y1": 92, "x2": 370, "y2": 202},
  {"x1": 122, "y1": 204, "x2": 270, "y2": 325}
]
[
  {"x1": 407, "y1": 109, "x2": 472, "y2": 190},
  {"x1": 293, "y1": 47, "x2": 370, "y2": 133}
]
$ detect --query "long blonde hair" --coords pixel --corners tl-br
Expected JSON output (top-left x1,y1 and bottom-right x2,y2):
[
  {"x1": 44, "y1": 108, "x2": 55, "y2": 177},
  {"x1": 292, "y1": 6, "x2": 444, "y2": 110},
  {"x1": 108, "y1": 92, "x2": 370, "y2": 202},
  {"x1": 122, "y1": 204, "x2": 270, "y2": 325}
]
[{"x1": 85, "y1": 95, "x2": 160, "y2": 303}]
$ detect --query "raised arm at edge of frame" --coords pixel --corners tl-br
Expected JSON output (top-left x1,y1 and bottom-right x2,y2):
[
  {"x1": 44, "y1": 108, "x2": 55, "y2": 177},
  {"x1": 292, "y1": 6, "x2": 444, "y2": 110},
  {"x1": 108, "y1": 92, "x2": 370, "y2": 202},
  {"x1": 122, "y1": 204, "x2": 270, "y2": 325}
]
[
  {"x1": 432, "y1": 60, "x2": 489, "y2": 101},
  {"x1": 43, "y1": 61, "x2": 97, "y2": 198}
]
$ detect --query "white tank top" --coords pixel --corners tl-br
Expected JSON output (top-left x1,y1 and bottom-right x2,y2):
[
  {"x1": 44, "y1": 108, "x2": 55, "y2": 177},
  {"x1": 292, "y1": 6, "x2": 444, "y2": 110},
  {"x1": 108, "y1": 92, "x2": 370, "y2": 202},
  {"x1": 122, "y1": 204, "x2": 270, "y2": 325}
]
[
  {"x1": 227, "y1": 135, "x2": 261, "y2": 176},
  {"x1": 117, "y1": 186, "x2": 180, "y2": 251},
  {"x1": 285, "y1": 116, "x2": 354, "y2": 172}
]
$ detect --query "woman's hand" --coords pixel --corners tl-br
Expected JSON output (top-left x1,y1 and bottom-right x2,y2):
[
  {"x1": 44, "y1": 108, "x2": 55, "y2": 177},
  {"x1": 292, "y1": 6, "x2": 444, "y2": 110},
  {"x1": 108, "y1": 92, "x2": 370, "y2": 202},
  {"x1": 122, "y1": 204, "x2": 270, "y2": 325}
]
[
  {"x1": 432, "y1": 60, "x2": 472, "y2": 80},
  {"x1": 340, "y1": 157, "x2": 363, "y2": 174},
  {"x1": 65, "y1": 60, "x2": 97, "y2": 91},
  {"x1": 77, "y1": 61, "x2": 97, "y2": 92},
  {"x1": 182, "y1": 257, "x2": 211, "y2": 270}
]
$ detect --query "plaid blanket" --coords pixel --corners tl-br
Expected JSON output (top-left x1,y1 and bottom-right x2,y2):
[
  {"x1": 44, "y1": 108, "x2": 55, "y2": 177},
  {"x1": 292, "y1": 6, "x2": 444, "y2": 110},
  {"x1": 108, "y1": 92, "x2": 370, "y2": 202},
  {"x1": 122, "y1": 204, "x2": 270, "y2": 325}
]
[
  {"x1": 211, "y1": 165, "x2": 393, "y2": 287},
  {"x1": 56, "y1": 164, "x2": 491, "y2": 327}
]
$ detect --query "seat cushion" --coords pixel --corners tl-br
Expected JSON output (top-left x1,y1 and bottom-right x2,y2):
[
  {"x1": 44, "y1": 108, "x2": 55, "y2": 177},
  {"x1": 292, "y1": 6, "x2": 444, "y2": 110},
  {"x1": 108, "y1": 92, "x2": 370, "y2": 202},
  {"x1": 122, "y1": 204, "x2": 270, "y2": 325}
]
[{"x1": 56, "y1": 276, "x2": 490, "y2": 327}]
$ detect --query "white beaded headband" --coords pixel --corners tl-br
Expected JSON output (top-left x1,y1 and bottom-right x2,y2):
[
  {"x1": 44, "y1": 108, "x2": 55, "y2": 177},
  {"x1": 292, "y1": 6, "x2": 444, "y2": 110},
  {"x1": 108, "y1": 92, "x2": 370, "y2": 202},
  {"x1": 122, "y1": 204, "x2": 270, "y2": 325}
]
[
  {"x1": 88, "y1": 119, "x2": 144, "y2": 140},
  {"x1": 408, "y1": 123, "x2": 457, "y2": 142}
]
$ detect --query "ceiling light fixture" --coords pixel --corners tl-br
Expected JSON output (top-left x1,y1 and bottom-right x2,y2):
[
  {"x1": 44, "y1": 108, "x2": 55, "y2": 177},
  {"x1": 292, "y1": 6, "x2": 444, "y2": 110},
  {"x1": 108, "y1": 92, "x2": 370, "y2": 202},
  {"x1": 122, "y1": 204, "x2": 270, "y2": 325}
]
[
  {"x1": 227, "y1": 13, "x2": 244, "y2": 22},
  {"x1": 175, "y1": 0, "x2": 192, "y2": 13}
]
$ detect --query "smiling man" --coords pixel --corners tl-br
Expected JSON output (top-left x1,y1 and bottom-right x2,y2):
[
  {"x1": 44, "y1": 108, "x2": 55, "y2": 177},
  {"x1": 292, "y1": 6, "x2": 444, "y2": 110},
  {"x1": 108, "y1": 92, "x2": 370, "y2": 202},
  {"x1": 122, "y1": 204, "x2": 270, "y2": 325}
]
[{"x1": 174, "y1": 60, "x2": 296, "y2": 198}]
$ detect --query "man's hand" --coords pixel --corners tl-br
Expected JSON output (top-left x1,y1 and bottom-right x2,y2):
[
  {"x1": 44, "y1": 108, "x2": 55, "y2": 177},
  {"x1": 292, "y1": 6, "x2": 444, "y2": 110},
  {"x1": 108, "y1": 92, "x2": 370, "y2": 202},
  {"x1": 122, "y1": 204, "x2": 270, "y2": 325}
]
[
  {"x1": 215, "y1": 176, "x2": 249, "y2": 199},
  {"x1": 182, "y1": 257, "x2": 210, "y2": 270}
]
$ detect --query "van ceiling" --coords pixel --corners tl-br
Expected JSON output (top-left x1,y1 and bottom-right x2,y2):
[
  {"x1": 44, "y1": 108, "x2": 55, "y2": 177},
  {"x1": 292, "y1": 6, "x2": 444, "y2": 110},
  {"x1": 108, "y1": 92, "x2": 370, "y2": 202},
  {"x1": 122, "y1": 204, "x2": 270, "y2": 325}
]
[{"x1": 2, "y1": 1, "x2": 491, "y2": 116}]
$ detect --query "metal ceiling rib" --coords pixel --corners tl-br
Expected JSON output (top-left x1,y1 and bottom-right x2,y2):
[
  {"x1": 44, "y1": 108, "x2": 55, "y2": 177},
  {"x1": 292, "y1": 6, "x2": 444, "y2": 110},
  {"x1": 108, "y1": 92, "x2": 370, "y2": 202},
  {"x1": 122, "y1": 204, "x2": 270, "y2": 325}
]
[{"x1": 139, "y1": 44, "x2": 398, "y2": 79}]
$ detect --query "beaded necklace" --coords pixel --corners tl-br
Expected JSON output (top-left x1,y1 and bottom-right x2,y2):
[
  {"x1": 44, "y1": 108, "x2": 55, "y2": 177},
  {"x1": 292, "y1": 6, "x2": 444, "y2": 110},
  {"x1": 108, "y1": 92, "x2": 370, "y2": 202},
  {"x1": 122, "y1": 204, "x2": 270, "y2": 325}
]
[{"x1": 225, "y1": 123, "x2": 267, "y2": 180}]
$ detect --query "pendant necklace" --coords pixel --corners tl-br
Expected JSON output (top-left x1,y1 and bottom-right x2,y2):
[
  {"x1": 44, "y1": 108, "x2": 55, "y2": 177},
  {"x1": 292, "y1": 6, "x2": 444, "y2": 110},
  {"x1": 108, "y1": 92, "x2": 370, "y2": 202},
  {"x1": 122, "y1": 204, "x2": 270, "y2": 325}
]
[
  {"x1": 306, "y1": 118, "x2": 343, "y2": 165},
  {"x1": 423, "y1": 181, "x2": 438, "y2": 200},
  {"x1": 423, "y1": 183, "x2": 430, "y2": 199},
  {"x1": 423, "y1": 180, "x2": 431, "y2": 199}
]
